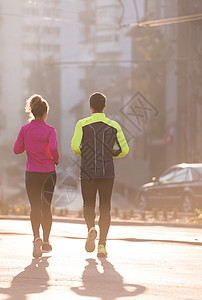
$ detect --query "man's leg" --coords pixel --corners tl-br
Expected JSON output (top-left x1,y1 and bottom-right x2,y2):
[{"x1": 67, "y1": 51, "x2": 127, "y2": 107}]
[
  {"x1": 97, "y1": 178, "x2": 114, "y2": 247},
  {"x1": 81, "y1": 179, "x2": 97, "y2": 230},
  {"x1": 81, "y1": 178, "x2": 98, "y2": 252}
]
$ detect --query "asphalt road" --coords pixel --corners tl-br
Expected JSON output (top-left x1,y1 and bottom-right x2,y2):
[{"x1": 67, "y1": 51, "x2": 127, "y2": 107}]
[{"x1": 0, "y1": 219, "x2": 202, "y2": 300}]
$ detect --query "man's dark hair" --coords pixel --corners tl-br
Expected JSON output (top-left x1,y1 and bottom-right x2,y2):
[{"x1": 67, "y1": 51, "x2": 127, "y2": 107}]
[{"x1": 89, "y1": 92, "x2": 106, "y2": 113}]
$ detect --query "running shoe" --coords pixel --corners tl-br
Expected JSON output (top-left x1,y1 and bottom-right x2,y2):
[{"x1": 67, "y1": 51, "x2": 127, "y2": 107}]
[
  {"x1": 33, "y1": 237, "x2": 42, "y2": 258},
  {"x1": 97, "y1": 245, "x2": 107, "y2": 258},
  {"x1": 42, "y1": 241, "x2": 52, "y2": 253},
  {"x1": 85, "y1": 227, "x2": 97, "y2": 252}
]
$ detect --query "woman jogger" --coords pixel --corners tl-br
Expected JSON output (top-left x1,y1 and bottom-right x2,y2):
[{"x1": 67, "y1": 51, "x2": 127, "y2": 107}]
[{"x1": 14, "y1": 94, "x2": 59, "y2": 258}]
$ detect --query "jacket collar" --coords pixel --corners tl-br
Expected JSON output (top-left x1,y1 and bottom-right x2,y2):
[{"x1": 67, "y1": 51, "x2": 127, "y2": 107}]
[{"x1": 91, "y1": 113, "x2": 105, "y2": 118}]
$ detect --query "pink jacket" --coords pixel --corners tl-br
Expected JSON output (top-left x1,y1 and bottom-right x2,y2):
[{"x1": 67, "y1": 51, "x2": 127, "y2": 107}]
[{"x1": 14, "y1": 120, "x2": 59, "y2": 172}]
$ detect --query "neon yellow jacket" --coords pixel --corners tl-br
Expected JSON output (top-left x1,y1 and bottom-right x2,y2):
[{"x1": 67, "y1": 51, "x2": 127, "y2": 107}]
[{"x1": 71, "y1": 113, "x2": 129, "y2": 178}]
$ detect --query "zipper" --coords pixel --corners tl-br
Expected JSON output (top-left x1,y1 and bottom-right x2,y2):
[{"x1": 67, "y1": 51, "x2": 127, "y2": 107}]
[
  {"x1": 89, "y1": 125, "x2": 97, "y2": 175},
  {"x1": 102, "y1": 128, "x2": 109, "y2": 176}
]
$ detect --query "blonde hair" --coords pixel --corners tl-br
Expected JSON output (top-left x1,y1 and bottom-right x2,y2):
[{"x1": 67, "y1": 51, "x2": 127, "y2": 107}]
[{"x1": 25, "y1": 94, "x2": 49, "y2": 121}]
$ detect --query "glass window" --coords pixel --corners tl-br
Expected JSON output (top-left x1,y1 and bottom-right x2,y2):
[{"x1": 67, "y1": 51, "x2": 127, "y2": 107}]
[
  {"x1": 172, "y1": 168, "x2": 188, "y2": 183},
  {"x1": 159, "y1": 169, "x2": 176, "y2": 184},
  {"x1": 191, "y1": 167, "x2": 202, "y2": 180},
  {"x1": 187, "y1": 168, "x2": 192, "y2": 181}
]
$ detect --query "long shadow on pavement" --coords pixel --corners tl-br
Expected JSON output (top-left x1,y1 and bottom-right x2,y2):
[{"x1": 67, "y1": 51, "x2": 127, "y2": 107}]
[
  {"x1": 72, "y1": 258, "x2": 146, "y2": 300},
  {"x1": 0, "y1": 256, "x2": 50, "y2": 300}
]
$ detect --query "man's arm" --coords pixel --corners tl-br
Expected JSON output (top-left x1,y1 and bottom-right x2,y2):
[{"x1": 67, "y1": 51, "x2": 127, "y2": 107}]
[
  {"x1": 71, "y1": 120, "x2": 83, "y2": 156},
  {"x1": 114, "y1": 123, "x2": 129, "y2": 158}
]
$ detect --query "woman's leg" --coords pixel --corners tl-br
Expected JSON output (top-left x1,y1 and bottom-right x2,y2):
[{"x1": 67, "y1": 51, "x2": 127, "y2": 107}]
[
  {"x1": 25, "y1": 172, "x2": 42, "y2": 238},
  {"x1": 41, "y1": 171, "x2": 56, "y2": 242}
]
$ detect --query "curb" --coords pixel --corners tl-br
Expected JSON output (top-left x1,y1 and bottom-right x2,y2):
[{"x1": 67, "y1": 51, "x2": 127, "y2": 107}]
[
  {"x1": 1, "y1": 215, "x2": 202, "y2": 229},
  {"x1": 0, "y1": 216, "x2": 202, "y2": 246},
  {"x1": 115, "y1": 237, "x2": 202, "y2": 247}
]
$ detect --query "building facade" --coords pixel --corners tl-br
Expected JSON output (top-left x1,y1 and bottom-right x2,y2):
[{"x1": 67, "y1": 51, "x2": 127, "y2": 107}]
[
  {"x1": 129, "y1": 0, "x2": 202, "y2": 182},
  {"x1": 0, "y1": 0, "x2": 62, "y2": 149}
]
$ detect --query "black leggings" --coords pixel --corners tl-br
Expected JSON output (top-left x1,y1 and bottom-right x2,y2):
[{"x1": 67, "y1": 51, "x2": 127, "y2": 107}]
[
  {"x1": 81, "y1": 178, "x2": 114, "y2": 246},
  {"x1": 25, "y1": 171, "x2": 56, "y2": 241}
]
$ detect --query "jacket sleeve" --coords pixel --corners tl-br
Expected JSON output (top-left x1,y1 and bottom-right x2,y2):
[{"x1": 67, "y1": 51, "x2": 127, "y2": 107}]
[
  {"x1": 114, "y1": 123, "x2": 129, "y2": 158},
  {"x1": 13, "y1": 127, "x2": 26, "y2": 154},
  {"x1": 71, "y1": 120, "x2": 83, "y2": 156},
  {"x1": 49, "y1": 128, "x2": 59, "y2": 165}
]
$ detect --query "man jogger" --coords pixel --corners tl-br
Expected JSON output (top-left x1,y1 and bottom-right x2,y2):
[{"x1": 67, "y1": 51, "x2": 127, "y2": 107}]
[{"x1": 71, "y1": 92, "x2": 129, "y2": 257}]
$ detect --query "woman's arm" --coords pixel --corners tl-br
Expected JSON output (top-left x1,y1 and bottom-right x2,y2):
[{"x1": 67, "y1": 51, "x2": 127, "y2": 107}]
[
  {"x1": 49, "y1": 128, "x2": 59, "y2": 165},
  {"x1": 13, "y1": 127, "x2": 25, "y2": 154}
]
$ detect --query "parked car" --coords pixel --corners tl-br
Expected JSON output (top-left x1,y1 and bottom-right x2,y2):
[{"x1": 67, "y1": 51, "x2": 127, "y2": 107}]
[{"x1": 136, "y1": 163, "x2": 202, "y2": 212}]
